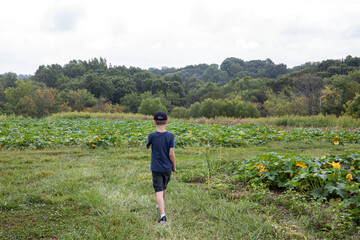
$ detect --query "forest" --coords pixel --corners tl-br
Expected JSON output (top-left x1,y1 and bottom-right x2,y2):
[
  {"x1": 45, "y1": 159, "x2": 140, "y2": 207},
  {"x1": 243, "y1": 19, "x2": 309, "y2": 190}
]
[{"x1": 1, "y1": 56, "x2": 360, "y2": 118}]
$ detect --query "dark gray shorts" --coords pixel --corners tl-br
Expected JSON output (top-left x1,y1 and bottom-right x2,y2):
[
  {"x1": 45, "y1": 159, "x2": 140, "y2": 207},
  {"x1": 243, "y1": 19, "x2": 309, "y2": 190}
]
[{"x1": 152, "y1": 171, "x2": 171, "y2": 192}]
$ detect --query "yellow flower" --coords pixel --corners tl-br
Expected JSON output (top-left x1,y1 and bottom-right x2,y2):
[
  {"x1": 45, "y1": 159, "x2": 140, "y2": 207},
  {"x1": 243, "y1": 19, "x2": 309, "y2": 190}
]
[
  {"x1": 256, "y1": 128, "x2": 259, "y2": 131},
  {"x1": 290, "y1": 137, "x2": 294, "y2": 140},
  {"x1": 321, "y1": 155, "x2": 326, "y2": 159},
  {"x1": 333, "y1": 141, "x2": 339, "y2": 145},
  {"x1": 346, "y1": 174, "x2": 353, "y2": 181},
  {"x1": 335, "y1": 136, "x2": 338, "y2": 138},
  {"x1": 350, "y1": 166, "x2": 355, "y2": 170},
  {"x1": 189, "y1": 131, "x2": 192, "y2": 135},
  {"x1": 92, "y1": 144, "x2": 95, "y2": 147},
  {"x1": 115, "y1": 131, "x2": 118, "y2": 134},
  {"x1": 256, "y1": 165, "x2": 268, "y2": 172},
  {"x1": 88, "y1": 140, "x2": 92, "y2": 143},
  {"x1": 327, "y1": 161, "x2": 341, "y2": 169},
  {"x1": 256, "y1": 165, "x2": 265, "y2": 169},
  {"x1": 219, "y1": 137, "x2": 222, "y2": 140},
  {"x1": 296, "y1": 162, "x2": 307, "y2": 168},
  {"x1": 203, "y1": 141, "x2": 206, "y2": 144},
  {"x1": 0, "y1": 145, "x2": 2, "y2": 148},
  {"x1": 290, "y1": 173, "x2": 293, "y2": 178},
  {"x1": 258, "y1": 173, "x2": 262, "y2": 177}
]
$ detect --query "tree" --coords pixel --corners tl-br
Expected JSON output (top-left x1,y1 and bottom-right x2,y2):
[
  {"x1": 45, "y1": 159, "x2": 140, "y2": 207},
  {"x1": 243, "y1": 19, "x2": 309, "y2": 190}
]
[
  {"x1": 138, "y1": 98, "x2": 167, "y2": 115},
  {"x1": 296, "y1": 73, "x2": 323, "y2": 115},
  {"x1": 170, "y1": 107, "x2": 189, "y2": 118},
  {"x1": 184, "y1": 77, "x2": 203, "y2": 92},
  {"x1": 323, "y1": 74, "x2": 360, "y2": 115},
  {"x1": 220, "y1": 57, "x2": 245, "y2": 76},
  {"x1": 63, "y1": 60, "x2": 86, "y2": 78},
  {"x1": 84, "y1": 57, "x2": 108, "y2": 74},
  {"x1": 33, "y1": 87, "x2": 58, "y2": 117},
  {"x1": 199, "y1": 98, "x2": 220, "y2": 118},
  {"x1": 346, "y1": 93, "x2": 360, "y2": 118},
  {"x1": 15, "y1": 96, "x2": 36, "y2": 117},
  {"x1": 202, "y1": 64, "x2": 228, "y2": 84},
  {"x1": 59, "y1": 89, "x2": 96, "y2": 112},
  {"x1": 4, "y1": 80, "x2": 33, "y2": 112},
  {"x1": 188, "y1": 102, "x2": 202, "y2": 118},
  {"x1": 200, "y1": 82, "x2": 224, "y2": 100},
  {"x1": 263, "y1": 90, "x2": 307, "y2": 117},
  {"x1": 34, "y1": 64, "x2": 63, "y2": 88},
  {"x1": 320, "y1": 86, "x2": 342, "y2": 116},
  {"x1": 112, "y1": 76, "x2": 136, "y2": 103},
  {"x1": 83, "y1": 73, "x2": 114, "y2": 99},
  {"x1": 0, "y1": 72, "x2": 17, "y2": 89}
]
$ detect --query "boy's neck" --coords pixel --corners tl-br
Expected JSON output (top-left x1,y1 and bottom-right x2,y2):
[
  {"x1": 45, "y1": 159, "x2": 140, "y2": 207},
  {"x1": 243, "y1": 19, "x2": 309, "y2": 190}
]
[{"x1": 156, "y1": 126, "x2": 166, "y2": 132}]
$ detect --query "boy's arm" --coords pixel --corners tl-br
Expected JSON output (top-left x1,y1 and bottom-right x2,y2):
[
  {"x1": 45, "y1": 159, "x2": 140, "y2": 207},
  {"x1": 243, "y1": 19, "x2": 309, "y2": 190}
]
[
  {"x1": 169, "y1": 148, "x2": 176, "y2": 172},
  {"x1": 145, "y1": 134, "x2": 151, "y2": 149}
]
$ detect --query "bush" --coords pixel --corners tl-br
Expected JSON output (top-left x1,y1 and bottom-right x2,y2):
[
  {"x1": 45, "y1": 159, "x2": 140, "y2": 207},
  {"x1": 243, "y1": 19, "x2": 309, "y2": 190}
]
[
  {"x1": 138, "y1": 98, "x2": 167, "y2": 116},
  {"x1": 170, "y1": 107, "x2": 189, "y2": 118},
  {"x1": 346, "y1": 94, "x2": 360, "y2": 118}
]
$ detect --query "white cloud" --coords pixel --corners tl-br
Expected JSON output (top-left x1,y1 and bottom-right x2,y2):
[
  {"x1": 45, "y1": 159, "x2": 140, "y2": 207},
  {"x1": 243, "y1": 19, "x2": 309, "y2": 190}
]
[{"x1": 0, "y1": 0, "x2": 360, "y2": 74}]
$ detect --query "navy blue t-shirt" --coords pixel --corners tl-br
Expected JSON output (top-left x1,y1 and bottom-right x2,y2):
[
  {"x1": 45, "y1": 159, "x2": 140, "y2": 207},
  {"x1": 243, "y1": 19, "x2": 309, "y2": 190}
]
[{"x1": 146, "y1": 131, "x2": 175, "y2": 172}]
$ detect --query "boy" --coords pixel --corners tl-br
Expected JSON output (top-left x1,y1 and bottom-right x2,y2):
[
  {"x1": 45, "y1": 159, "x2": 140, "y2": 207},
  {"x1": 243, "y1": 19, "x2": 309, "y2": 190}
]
[{"x1": 145, "y1": 111, "x2": 176, "y2": 223}]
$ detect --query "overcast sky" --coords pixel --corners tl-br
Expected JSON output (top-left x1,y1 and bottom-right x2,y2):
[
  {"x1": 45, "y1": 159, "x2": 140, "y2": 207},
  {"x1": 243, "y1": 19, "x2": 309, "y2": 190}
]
[{"x1": 1, "y1": 0, "x2": 360, "y2": 74}]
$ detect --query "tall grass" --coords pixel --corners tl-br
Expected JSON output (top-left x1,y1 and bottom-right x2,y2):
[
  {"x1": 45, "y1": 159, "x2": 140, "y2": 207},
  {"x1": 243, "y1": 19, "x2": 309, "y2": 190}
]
[
  {"x1": 0, "y1": 114, "x2": 19, "y2": 119},
  {"x1": 250, "y1": 114, "x2": 360, "y2": 128},
  {"x1": 10, "y1": 111, "x2": 360, "y2": 129},
  {"x1": 48, "y1": 112, "x2": 152, "y2": 120},
  {"x1": 182, "y1": 115, "x2": 360, "y2": 128}
]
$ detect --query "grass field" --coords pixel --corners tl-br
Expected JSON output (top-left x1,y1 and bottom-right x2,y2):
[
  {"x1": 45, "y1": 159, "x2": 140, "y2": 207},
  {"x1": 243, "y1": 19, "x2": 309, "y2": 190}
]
[{"x1": 1, "y1": 140, "x2": 360, "y2": 239}]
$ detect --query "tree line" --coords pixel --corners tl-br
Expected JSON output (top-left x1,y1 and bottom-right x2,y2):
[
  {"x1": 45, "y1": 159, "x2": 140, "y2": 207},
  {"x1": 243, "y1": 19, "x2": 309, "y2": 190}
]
[{"x1": 0, "y1": 56, "x2": 360, "y2": 118}]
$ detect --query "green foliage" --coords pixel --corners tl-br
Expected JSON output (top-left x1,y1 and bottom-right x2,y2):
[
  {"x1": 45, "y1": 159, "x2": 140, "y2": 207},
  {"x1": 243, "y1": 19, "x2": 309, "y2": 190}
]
[
  {"x1": 264, "y1": 91, "x2": 307, "y2": 116},
  {"x1": 174, "y1": 98, "x2": 260, "y2": 119},
  {"x1": 3, "y1": 56, "x2": 360, "y2": 119},
  {"x1": 233, "y1": 152, "x2": 360, "y2": 220},
  {"x1": 1, "y1": 118, "x2": 359, "y2": 150},
  {"x1": 248, "y1": 114, "x2": 360, "y2": 128},
  {"x1": 59, "y1": 89, "x2": 96, "y2": 112},
  {"x1": 138, "y1": 98, "x2": 167, "y2": 116},
  {"x1": 346, "y1": 93, "x2": 360, "y2": 118},
  {"x1": 170, "y1": 107, "x2": 189, "y2": 119}
]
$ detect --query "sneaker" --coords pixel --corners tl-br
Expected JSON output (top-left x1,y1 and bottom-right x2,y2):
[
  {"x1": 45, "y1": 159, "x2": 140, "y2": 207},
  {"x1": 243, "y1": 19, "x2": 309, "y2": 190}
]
[{"x1": 158, "y1": 215, "x2": 167, "y2": 223}]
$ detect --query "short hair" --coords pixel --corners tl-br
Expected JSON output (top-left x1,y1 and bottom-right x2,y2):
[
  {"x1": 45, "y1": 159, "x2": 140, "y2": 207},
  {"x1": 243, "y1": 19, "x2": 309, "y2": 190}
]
[{"x1": 155, "y1": 120, "x2": 167, "y2": 125}]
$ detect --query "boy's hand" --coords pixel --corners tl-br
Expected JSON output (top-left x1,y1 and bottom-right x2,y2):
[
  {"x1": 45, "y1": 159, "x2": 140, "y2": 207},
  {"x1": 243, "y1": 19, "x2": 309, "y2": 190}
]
[{"x1": 172, "y1": 166, "x2": 176, "y2": 173}]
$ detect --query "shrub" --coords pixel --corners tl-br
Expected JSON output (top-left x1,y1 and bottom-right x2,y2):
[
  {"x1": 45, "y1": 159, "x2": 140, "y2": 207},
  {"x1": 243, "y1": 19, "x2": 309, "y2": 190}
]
[
  {"x1": 138, "y1": 98, "x2": 167, "y2": 116},
  {"x1": 346, "y1": 93, "x2": 360, "y2": 118},
  {"x1": 171, "y1": 107, "x2": 189, "y2": 118}
]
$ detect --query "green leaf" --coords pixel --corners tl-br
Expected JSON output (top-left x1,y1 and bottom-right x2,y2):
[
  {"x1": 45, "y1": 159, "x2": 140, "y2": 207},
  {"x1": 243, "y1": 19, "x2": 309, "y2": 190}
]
[{"x1": 311, "y1": 188, "x2": 329, "y2": 198}]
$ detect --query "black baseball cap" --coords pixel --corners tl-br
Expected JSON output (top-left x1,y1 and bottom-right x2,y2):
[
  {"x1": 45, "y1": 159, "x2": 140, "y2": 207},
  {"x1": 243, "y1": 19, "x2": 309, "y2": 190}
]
[{"x1": 154, "y1": 111, "x2": 167, "y2": 120}]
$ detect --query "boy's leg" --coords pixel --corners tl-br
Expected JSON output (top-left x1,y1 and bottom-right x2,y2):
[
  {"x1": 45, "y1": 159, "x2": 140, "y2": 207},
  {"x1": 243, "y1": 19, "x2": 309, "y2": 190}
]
[{"x1": 156, "y1": 191, "x2": 165, "y2": 215}]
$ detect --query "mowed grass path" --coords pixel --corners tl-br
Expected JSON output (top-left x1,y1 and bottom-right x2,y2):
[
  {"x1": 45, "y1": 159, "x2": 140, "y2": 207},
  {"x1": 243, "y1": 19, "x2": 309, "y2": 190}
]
[
  {"x1": 1, "y1": 148, "x2": 276, "y2": 239},
  {"x1": 1, "y1": 142, "x2": 359, "y2": 239}
]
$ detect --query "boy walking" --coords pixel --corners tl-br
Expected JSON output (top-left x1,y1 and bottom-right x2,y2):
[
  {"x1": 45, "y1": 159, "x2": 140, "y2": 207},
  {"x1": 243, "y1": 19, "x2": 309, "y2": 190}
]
[{"x1": 146, "y1": 111, "x2": 176, "y2": 223}]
